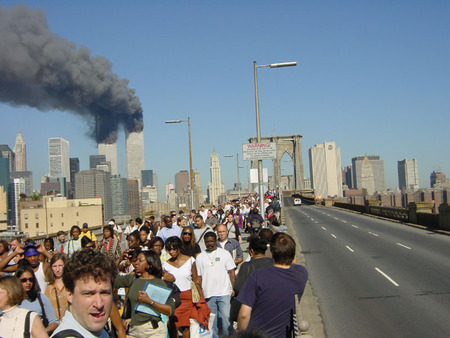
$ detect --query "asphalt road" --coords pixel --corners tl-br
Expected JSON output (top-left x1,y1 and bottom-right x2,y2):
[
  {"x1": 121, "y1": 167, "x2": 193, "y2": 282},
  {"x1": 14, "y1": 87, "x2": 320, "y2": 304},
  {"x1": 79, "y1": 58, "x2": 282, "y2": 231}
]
[{"x1": 286, "y1": 202, "x2": 450, "y2": 337}]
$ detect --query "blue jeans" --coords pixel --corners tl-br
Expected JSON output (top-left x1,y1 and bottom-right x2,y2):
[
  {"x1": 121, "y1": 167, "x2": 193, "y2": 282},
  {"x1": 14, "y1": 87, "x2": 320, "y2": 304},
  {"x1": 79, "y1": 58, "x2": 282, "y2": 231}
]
[{"x1": 206, "y1": 295, "x2": 231, "y2": 338}]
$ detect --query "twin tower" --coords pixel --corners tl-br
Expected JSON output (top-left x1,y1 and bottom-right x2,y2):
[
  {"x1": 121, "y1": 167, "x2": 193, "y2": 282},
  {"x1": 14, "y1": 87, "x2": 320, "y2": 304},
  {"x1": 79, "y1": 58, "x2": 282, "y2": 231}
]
[{"x1": 98, "y1": 130, "x2": 145, "y2": 181}]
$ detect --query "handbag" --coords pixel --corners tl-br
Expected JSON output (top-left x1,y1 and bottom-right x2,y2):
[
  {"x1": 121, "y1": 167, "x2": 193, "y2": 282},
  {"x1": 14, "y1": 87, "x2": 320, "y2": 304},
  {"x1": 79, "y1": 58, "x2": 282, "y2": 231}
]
[
  {"x1": 121, "y1": 296, "x2": 132, "y2": 320},
  {"x1": 37, "y1": 293, "x2": 49, "y2": 327},
  {"x1": 189, "y1": 313, "x2": 215, "y2": 338},
  {"x1": 191, "y1": 281, "x2": 200, "y2": 303}
]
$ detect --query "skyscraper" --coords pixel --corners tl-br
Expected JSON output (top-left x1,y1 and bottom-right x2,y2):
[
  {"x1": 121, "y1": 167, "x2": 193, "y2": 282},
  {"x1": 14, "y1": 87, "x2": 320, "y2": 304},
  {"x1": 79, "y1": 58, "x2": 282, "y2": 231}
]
[
  {"x1": 98, "y1": 143, "x2": 118, "y2": 175},
  {"x1": 10, "y1": 171, "x2": 33, "y2": 196},
  {"x1": 309, "y1": 141, "x2": 343, "y2": 198},
  {"x1": 175, "y1": 170, "x2": 189, "y2": 193},
  {"x1": 14, "y1": 131, "x2": 26, "y2": 171},
  {"x1": 127, "y1": 179, "x2": 141, "y2": 217},
  {"x1": 207, "y1": 149, "x2": 225, "y2": 205},
  {"x1": 48, "y1": 137, "x2": 70, "y2": 182},
  {"x1": 111, "y1": 175, "x2": 129, "y2": 216},
  {"x1": 398, "y1": 159, "x2": 419, "y2": 190},
  {"x1": 75, "y1": 169, "x2": 112, "y2": 222},
  {"x1": 352, "y1": 155, "x2": 385, "y2": 192},
  {"x1": 430, "y1": 170, "x2": 448, "y2": 188},
  {"x1": 89, "y1": 155, "x2": 106, "y2": 170},
  {"x1": 126, "y1": 130, "x2": 145, "y2": 181},
  {"x1": 0, "y1": 145, "x2": 14, "y2": 173},
  {"x1": 141, "y1": 170, "x2": 154, "y2": 187},
  {"x1": 8, "y1": 177, "x2": 25, "y2": 225}
]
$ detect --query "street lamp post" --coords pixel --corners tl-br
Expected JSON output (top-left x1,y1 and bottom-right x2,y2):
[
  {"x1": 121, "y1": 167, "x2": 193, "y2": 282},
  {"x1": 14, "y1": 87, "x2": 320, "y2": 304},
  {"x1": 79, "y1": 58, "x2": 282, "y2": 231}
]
[
  {"x1": 224, "y1": 153, "x2": 243, "y2": 198},
  {"x1": 165, "y1": 117, "x2": 195, "y2": 210},
  {"x1": 253, "y1": 60, "x2": 297, "y2": 206}
]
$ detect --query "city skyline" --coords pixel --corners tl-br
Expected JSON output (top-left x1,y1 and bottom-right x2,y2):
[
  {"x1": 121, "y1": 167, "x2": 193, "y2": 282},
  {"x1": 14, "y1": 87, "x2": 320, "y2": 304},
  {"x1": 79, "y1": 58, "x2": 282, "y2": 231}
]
[{"x1": 1, "y1": 2, "x2": 449, "y2": 196}]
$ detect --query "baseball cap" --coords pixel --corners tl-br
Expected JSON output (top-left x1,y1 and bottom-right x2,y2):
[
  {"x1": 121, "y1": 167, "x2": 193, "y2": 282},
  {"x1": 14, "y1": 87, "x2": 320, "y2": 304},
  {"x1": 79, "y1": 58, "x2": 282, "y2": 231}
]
[
  {"x1": 82, "y1": 222, "x2": 89, "y2": 228},
  {"x1": 24, "y1": 244, "x2": 39, "y2": 257},
  {"x1": 108, "y1": 221, "x2": 115, "y2": 225}
]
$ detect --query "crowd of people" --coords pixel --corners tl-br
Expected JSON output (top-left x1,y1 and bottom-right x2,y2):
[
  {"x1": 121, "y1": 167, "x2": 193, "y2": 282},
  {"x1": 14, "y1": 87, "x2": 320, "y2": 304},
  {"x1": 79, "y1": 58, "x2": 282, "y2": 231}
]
[{"x1": 0, "y1": 192, "x2": 308, "y2": 338}]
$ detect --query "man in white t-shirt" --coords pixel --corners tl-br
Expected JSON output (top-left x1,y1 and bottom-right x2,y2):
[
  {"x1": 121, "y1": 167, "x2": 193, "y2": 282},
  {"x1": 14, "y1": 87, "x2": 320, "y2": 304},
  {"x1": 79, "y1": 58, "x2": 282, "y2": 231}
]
[
  {"x1": 196, "y1": 232, "x2": 236, "y2": 337},
  {"x1": 123, "y1": 218, "x2": 139, "y2": 238}
]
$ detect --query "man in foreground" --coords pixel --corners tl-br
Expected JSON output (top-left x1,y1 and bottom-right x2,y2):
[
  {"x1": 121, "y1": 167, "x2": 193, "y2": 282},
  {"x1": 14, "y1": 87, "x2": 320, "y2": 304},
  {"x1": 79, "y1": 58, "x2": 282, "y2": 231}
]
[
  {"x1": 197, "y1": 232, "x2": 236, "y2": 337},
  {"x1": 237, "y1": 232, "x2": 308, "y2": 337},
  {"x1": 51, "y1": 250, "x2": 118, "y2": 337}
]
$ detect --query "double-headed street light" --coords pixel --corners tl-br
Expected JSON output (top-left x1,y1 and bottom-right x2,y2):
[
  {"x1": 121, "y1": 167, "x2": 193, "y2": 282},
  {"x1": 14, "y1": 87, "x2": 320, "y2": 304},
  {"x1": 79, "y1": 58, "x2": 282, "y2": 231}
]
[
  {"x1": 165, "y1": 117, "x2": 194, "y2": 210},
  {"x1": 224, "y1": 153, "x2": 244, "y2": 198},
  {"x1": 253, "y1": 61, "x2": 297, "y2": 205}
]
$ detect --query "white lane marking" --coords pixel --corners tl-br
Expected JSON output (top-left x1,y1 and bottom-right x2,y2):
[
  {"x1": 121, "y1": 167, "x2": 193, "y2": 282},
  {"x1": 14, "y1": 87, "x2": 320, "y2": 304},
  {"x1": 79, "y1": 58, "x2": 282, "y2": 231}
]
[
  {"x1": 334, "y1": 217, "x2": 338, "y2": 220},
  {"x1": 352, "y1": 225, "x2": 359, "y2": 228},
  {"x1": 311, "y1": 219, "x2": 314, "y2": 221},
  {"x1": 321, "y1": 226, "x2": 327, "y2": 230},
  {"x1": 375, "y1": 268, "x2": 399, "y2": 286},
  {"x1": 368, "y1": 232, "x2": 379, "y2": 237},
  {"x1": 315, "y1": 221, "x2": 318, "y2": 224},
  {"x1": 331, "y1": 234, "x2": 337, "y2": 238},
  {"x1": 346, "y1": 246, "x2": 354, "y2": 252},
  {"x1": 396, "y1": 243, "x2": 411, "y2": 250},
  {"x1": 342, "y1": 220, "x2": 347, "y2": 223}
]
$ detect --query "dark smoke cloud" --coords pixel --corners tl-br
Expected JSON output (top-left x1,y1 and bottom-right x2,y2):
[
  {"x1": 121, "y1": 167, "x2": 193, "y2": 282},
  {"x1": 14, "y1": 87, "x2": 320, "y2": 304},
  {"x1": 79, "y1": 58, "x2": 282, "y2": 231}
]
[{"x1": 0, "y1": 4, "x2": 143, "y2": 144}]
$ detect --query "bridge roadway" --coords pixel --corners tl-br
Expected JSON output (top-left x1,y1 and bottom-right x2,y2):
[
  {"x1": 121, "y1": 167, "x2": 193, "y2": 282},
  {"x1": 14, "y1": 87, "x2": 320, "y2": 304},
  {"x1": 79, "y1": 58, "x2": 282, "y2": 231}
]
[{"x1": 285, "y1": 201, "x2": 450, "y2": 337}]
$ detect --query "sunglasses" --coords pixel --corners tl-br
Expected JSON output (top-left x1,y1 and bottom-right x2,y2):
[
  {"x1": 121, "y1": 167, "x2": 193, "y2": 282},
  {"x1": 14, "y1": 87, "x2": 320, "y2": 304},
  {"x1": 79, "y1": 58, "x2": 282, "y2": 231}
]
[
  {"x1": 20, "y1": 278, "x2": 35, "y2": 283},
  {"x1": 182, "y1": 232, "x2": 193, "y2": 236}
]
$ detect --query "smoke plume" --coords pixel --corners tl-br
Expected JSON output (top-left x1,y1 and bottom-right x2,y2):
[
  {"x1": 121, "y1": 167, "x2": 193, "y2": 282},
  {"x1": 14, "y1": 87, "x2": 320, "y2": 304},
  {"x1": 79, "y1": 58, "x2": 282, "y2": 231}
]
[{"x1": 0, "y1": 4, "x2": 143, "y2": 144}]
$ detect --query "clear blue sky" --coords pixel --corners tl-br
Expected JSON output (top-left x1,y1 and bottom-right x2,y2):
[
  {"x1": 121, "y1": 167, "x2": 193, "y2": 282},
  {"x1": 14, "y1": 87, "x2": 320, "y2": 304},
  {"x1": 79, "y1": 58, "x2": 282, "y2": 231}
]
[{"x1": 1, "y1": 1, "x2": 449, "y2": 199}]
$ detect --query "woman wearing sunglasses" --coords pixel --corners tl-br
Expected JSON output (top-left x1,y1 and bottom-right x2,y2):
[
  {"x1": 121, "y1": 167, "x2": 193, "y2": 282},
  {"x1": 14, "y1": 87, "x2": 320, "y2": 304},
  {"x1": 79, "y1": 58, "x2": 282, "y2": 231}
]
[
  {"x1": 16, "y1": 265, "x2": 59, "y2": 335},
  {"x1": 179, "y1": 227, "x2": 201, "y2": 258}
]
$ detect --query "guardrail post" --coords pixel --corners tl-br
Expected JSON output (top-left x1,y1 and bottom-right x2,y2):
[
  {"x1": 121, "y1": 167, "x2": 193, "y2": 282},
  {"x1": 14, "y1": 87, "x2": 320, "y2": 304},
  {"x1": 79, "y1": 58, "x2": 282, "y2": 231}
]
[{"x1": 439, "y1": 203, "x2": 450, "y2": 230}]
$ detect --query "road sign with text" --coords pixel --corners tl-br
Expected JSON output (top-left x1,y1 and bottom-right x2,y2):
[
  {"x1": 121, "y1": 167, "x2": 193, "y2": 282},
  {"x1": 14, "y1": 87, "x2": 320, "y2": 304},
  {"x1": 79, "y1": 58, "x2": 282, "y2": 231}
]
[{"x1": 242, "y1": 142, "x2": 277, "y2": 161}]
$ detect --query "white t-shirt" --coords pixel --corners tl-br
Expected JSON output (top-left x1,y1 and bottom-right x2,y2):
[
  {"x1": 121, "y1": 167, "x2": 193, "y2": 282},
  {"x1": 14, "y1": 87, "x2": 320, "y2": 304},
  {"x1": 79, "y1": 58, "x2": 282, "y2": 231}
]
[
  {"x1": 163, "y1": 256, "x2": 195, "y2": 292},
  {"x1": 196, "y1": 247, "x2": 236, "y2": 298}
]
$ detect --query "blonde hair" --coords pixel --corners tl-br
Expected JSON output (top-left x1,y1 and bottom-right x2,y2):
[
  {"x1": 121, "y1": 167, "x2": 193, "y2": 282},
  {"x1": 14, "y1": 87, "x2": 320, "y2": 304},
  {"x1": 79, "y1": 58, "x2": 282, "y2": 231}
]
[{"x1": 0, "y1": 276, "x2": 26, "y2": 307}]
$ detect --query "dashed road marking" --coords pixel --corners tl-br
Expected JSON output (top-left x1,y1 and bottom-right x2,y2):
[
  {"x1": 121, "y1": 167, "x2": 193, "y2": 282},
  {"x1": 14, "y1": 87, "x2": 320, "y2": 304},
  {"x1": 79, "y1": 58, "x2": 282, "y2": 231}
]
[
  {"x1": 346, "y1": 246, "x2": 354, "y2": 252},
  {"x1": 396, "y1": 243, "x2": 411, "y2": 250},
  {"x1": 321, "y1": 226, "x2": 327, "y2": 230},
  {"x1": 331, "y1": 234, "x2": 337, "y2": 239},
  {"x1": 368, "y1": 232, "x2": 379, "y2": 237},
  {"x1": 375, "y1": 268, "x2": 399, "y2": 286},
  {"x1": 352, "y1": 225, "x2": 359, "y2": 228}
]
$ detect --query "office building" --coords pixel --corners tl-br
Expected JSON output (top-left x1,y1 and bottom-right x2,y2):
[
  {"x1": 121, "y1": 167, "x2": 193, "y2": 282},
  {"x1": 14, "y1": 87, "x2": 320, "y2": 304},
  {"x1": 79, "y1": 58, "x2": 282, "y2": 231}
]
[
  {"x1": 89, "y1": 155, "x2": 106, "y2": 170},
  {"x1": 8, "y1": 178, "x2": 25, "y2": 225},
  {"x1": 10, "y1": 171, "x2": 33, "y2": 196},
  {"x1": 19, "y1": 196, "x2": 103, "y2": 238},
  {"x1": 126, "y1": 130, "x2": 145, "y2": 181},
  {"x1": 75, "y1": 169, "x2": 112, "y2": 222},
  {"x1": 398, "y1": 159, "x2": 419, "y2": 190},
  {"x1": 352, "y1": 155, "x2": 385, "y2": 192},
  {"x1": 14, "y1": 131, "x2": 27, "y2": 172},
  {"x1": 207, "y1": 149, "x2": 225, "y2": 205},
  {"x1": 430, "y1": 170, "x2": 449, "y2": 188},
  {"x1": 343, "y1": 165, "x2": 352, "y2": 189},
  {"x1": 111, "y1": 175, "x2": 129, "y2": 216},
  {"x1": 309, "y1": 141, "x2": 343, "y2": 198},
  {"x1": 98, "y1": 142, "x2": 118, "y2": 176},
  {"x1": 175, "y1": 170, "x2": 189, "y2": 193},
  {"x1": 69, "y1": 158, "x2": 79, "y2": 199},
  {"x1": 49, "y1": 137, "x2": 70, "y2": 182},
  {"x1": 0, "y1": 145, "x2": 14, "y2": 173},
  {"x1": 141, "y1": 170, "x2": 154, "y2": 187},
  {"x1": 127, "y1": 179, "x2": 141, "y2": 217},
  {"x1": 142, "y1": 185, "x2": 158, "y2": 205}
]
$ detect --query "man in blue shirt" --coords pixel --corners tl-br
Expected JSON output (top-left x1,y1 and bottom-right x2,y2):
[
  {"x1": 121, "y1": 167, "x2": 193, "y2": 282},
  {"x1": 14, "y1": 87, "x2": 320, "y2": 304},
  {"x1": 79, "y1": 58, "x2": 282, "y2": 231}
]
[
  {"x1": 158, "y1": 215, "x2": 181, "y2": 242},
  {"x1": 237, "y1": 232, "x2": 308, "y2": 337}
]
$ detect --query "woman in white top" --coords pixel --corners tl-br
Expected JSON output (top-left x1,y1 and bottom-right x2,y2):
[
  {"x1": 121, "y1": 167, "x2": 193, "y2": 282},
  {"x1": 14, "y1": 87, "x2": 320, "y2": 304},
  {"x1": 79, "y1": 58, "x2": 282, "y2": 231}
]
[
  {"x1": 0, "y1": 276, "x2": 48, "y2": 338},
  {"x1": 163, "y1": 236, "x2": 203, "y2": 338}
]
